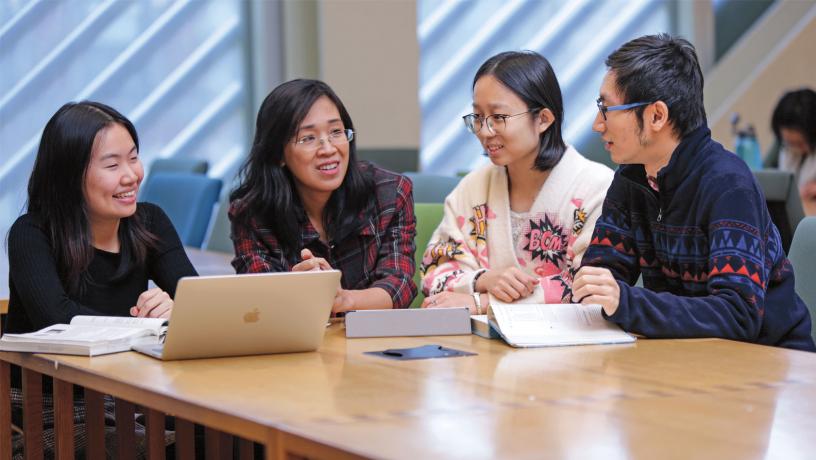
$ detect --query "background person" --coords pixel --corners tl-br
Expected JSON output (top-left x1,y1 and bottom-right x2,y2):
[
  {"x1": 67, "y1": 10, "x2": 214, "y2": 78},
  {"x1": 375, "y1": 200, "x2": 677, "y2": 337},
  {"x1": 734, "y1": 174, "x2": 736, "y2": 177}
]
[{"x1": 771, "y1": 88, "x2": 816, "y2": 215}]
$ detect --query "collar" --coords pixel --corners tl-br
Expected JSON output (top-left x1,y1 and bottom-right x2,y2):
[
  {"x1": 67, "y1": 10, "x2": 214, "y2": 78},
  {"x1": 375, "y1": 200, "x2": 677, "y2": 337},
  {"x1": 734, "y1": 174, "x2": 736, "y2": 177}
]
[{"x1": 619, "y1": 125, "x2": 711, "y2": 195}]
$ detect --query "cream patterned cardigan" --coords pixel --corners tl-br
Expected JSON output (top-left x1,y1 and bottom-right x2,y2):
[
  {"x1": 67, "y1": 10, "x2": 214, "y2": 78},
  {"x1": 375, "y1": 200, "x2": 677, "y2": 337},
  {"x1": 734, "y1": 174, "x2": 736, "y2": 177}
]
[{"x1": 420, "y1": 146, "x2": 614, "y2": 303}]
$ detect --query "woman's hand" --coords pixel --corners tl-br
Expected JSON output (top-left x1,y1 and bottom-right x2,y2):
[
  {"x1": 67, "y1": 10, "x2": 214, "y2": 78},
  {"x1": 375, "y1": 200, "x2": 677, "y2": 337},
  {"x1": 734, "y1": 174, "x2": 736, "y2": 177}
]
[
  {"x1": 292, "y1": 248, "x2": 332, "y2": 272},
  {"x1": 332, "y1": 288, "x2": 356, "y2": 314},
  {"x1": 421, "y1": 291, "x2": 479, "y2": 314},
  {"x1": 476, "y1": 268, "x2": 538, "y2": 302},
  {"x1": 130, "y1": 287, "x2": 173, "y2": 319}
]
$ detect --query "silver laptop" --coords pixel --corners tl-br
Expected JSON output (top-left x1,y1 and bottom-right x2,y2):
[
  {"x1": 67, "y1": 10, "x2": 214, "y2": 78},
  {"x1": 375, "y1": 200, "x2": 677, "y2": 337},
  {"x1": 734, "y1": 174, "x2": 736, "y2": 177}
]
[{"x1": 133, "y1": 270, "x2": 341, "y2": 360}]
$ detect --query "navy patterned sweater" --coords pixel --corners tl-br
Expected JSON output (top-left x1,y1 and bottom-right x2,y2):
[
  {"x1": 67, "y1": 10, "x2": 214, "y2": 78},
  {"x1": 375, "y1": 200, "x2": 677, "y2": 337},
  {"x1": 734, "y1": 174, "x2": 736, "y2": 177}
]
[{"x1": 583, "y1": 126, "x2": 814, "y2": 351}]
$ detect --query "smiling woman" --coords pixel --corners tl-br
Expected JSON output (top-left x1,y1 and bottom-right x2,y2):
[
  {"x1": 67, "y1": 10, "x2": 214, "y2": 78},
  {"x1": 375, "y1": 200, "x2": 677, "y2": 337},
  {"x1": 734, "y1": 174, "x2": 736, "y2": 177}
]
[
  {"x1": 228, "y1": 79, "x2": 417, "y2": 312},
  {"x1": 5, "y1": 101, "x2": 198, "y2": 456},
  {"x1": 420, "y1": 51, "x2": 614, "y2": 313},
  {"x1": 7, "y1": 101, "x2": 196, "y2": 332}
]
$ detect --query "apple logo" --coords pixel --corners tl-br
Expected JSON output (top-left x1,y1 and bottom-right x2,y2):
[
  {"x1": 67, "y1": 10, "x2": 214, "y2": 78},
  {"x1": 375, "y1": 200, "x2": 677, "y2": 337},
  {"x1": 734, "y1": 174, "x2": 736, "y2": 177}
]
[{"x1": 243, "y1": 308, "x2": 260, "y2": 323}]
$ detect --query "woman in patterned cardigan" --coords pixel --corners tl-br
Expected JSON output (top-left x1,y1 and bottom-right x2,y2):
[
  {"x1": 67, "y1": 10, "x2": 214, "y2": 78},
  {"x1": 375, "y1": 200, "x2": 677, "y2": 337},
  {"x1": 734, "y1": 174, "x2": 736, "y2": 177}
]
[{"x1": 420, "y1": 51, "x2": 613, "y2": 313}]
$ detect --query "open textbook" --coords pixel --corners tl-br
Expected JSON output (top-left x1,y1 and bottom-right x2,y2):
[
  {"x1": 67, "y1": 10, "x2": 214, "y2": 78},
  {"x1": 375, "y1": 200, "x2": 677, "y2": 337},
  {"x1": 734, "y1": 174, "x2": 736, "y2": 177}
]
[
  {"x1": 486, "y1": 301, "x2": 635, "y2": 347},
  {"x1": 0, "y1": 316, "x2": 167, "y2": 356}
]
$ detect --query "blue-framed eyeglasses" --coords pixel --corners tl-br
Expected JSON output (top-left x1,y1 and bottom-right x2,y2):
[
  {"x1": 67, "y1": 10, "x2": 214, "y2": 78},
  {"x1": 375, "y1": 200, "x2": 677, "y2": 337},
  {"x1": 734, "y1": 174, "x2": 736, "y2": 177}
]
[{"x1": 596, "y1": 98, "x2": 653, "y2": 121}]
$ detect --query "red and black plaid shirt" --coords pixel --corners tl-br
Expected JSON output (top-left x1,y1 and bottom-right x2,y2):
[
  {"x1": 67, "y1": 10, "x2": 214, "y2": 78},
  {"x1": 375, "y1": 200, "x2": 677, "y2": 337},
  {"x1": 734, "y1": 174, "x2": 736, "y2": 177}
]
[{"x1": 229, "y1": 165, "x2": 417, "y2": 308}]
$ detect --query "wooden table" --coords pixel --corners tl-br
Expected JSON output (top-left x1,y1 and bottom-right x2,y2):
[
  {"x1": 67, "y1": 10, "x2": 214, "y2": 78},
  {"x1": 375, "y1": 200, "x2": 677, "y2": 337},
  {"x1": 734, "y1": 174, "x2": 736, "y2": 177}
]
[{"x1": 3, "y1": 327, "x2": 816, "y2": 459}]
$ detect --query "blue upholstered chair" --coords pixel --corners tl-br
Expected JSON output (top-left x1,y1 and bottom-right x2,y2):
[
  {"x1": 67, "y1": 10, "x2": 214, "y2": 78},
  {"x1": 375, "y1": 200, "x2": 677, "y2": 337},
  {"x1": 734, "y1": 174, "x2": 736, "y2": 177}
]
[
  {"x1": 139, "y1": 172, "x2": 222, "y2": 248},
  {"x1": 148, "y1": 157, "x2": 209, "y2": 175}
]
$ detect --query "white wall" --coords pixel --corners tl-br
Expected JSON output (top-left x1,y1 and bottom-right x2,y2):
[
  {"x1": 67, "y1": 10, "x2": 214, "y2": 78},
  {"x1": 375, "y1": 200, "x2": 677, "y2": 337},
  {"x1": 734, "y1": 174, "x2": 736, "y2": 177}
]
[{"x1": 318, "y1": 0, "x2": 420, "y2": 149}]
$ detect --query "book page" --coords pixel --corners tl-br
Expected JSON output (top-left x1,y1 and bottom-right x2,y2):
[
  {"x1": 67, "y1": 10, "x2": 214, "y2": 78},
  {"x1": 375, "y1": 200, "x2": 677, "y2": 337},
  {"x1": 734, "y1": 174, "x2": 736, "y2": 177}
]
[
  {"x1": 70, "y1": 315, "x2": 167, "y2": 334},
  {"x1": 489, "y1": 302, "x2": 634, "y2": 347},
  {"x1": 1, "y1": 324, "x2": 155, "y2": 344}
]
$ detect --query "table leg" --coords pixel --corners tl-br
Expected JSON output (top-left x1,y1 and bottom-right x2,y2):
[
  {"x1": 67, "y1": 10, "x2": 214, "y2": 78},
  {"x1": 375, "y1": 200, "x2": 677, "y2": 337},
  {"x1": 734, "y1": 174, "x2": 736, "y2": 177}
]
[
  {"x1": 0, "y1": 360, "x2": 11, "y2": 460},
  {"x1": 53, "y1": 379, "x2": 74, "y2": 459},
  {"x1": 21, "y1": 368, "x2": 43, "y2": 460}
]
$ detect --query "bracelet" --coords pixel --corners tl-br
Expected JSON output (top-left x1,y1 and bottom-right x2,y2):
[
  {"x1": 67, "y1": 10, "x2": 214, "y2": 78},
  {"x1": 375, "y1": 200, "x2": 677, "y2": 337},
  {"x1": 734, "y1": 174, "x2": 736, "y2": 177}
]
[
  {"x1": 471, "y1": 268, "x2": 487, "y2": 293},
  {"x1": 472, "y1": 293, "x2": 482, "y2": 315}
]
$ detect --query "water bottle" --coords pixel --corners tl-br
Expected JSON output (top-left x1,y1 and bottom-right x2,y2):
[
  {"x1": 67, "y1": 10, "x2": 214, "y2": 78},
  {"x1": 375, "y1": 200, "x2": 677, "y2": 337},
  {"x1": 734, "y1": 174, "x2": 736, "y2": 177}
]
[{"x1": 736, "y1": 125, "x2": 762, "y2": 170}]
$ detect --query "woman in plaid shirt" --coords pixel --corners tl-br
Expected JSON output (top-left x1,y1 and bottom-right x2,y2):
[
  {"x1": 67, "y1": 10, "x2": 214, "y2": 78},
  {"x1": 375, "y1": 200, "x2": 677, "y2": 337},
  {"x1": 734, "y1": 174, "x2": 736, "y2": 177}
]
[{"x1": 228, "y1": 79, "x2": 417, "y2": 312}]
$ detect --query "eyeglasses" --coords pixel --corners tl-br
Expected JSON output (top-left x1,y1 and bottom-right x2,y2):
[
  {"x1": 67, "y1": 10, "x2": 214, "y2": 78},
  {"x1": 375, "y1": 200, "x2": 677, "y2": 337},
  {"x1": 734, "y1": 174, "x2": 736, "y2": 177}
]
[
  {"x1": 462, "y1": 108, "x2": 542, "y2": 134},
  {"x1": 294, "y1": 129, "x2": 354, "y2": 148},
  {"x1": 596, "y1": 98, "x2": 653, "y2": 121}
]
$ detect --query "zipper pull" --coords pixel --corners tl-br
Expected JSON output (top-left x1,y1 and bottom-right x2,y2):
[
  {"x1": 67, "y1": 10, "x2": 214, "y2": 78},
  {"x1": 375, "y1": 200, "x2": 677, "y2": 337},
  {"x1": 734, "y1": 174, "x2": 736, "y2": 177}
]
[{"x1": 657, "y1": 208, "x2": 663, "y2": 222}]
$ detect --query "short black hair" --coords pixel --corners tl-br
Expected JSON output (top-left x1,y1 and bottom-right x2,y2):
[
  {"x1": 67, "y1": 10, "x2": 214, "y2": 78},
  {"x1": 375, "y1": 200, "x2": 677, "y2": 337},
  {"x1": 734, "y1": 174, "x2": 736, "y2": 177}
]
[
  {"x1": 605, "y1": 33, "x2": 706, "y2": 138},
  {"x1": 771, "y1": 88, "x2": 816, "y2": 150},
  {"x1": 473, "y1": 51, "x2": 566, "y2": 171}
]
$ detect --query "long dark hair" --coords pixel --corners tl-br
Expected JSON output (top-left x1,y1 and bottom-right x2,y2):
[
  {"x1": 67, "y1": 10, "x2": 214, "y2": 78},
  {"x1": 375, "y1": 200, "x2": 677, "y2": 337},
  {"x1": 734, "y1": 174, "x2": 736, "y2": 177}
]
[
  {"x1": 473, "y1": 51, "x2": 567, "y2": 171},
  {"x1": 230, "y1": 79, "x2": 373, "y2": 260},
  {"x1": 27, "y1": 101, "x2": 157, "y2": 295}
]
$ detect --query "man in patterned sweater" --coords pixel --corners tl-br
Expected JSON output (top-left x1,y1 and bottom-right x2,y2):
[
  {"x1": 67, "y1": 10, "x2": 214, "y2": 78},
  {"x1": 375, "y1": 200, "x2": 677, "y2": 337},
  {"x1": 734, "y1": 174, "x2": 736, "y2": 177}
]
[{"x1": 573, "y1": 33, "x2": 814, "y2": 351}]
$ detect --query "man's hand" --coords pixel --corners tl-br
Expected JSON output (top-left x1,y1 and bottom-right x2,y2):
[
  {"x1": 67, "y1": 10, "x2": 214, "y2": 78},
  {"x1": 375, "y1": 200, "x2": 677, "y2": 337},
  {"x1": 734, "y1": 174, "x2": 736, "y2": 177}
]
[{"x1": 572, "y1": 266, "x2": 620, "y2": 316}]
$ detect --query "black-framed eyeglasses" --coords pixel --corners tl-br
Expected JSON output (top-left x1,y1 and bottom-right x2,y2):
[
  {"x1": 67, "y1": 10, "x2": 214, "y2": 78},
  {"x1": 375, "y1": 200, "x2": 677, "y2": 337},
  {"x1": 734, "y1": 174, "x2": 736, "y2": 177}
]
[
  {"x1": 294, "y1": 128, "x2": 354, "y2": 148},
  {"x1": 462, "y1": 108, "x2": 542, "y2": 134},
  {"x1": 596, "y1": 98, "x2": 653, "y2": 121}
]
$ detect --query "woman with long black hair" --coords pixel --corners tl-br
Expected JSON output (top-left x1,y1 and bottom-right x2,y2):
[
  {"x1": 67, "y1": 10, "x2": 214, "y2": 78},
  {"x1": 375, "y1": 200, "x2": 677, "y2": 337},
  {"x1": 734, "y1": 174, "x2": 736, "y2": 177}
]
[
  {"x1": 6, "y1": 101, "x2": 196, "y2": 456},
  {"x1": 229, "y1": 79, "x2": 417, "y2": 311},
  {"x1": 7, "y1": 101, "x2": 195, "y2": 331}
]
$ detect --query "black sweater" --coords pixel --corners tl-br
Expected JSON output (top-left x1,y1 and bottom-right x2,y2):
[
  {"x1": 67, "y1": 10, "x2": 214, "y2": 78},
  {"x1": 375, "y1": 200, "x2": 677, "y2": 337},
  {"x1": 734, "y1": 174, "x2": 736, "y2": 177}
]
[{"x1": 5, "y1": 202, "x2": 197, "y2": 334}]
